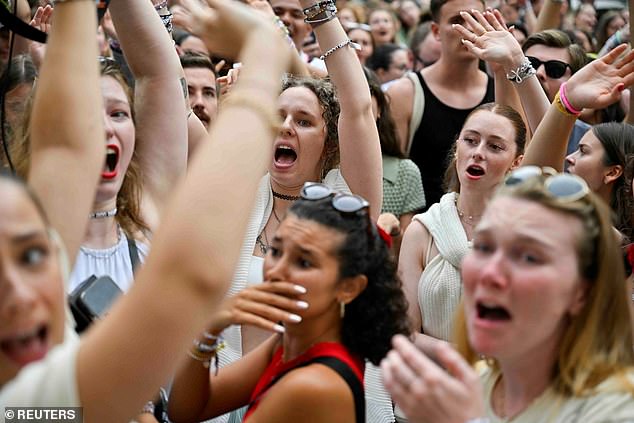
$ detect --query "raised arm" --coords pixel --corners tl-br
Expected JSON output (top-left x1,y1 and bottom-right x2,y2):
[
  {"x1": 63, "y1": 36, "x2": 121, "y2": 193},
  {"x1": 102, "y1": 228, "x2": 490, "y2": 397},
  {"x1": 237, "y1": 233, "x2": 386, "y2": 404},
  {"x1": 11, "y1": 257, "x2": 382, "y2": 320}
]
[
  {"x1": 299, "y1": 1, "x2": 382, "y2": 218},
  {"x1": 108, "y1": 0, "x2": 188, "y2": 217},
  {"x1": 454, "y1": 10, "x2": 549, "y2": 135},
  {"x1": 76, "y1": 1, "x2": 291, "y2": 420},
  {"x1": 523, "y1": 45, "x2": 634, "y2": 170},
  {"x1": 28, "y1": 0, "x2": 104, "y2": 263}
]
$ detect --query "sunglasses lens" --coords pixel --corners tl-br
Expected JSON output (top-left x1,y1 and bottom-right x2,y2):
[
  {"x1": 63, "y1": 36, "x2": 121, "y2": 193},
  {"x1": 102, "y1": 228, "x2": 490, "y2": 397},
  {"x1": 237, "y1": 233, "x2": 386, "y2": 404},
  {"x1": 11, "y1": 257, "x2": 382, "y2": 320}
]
[
  {"x1": 545, "y1": 174, "x2": 586, "y2": 200},
  {"x1": 544, "y1": 61, "x2": 567, "y2": 79},
  {"x1": 527, "y1": 56, "x2": 567, "y2": 79},
  {"x1": 301, "y1": 183, "x2": 332, "y2": 200},
  {"x1": 332, "y1": 194, "x2": 366, "y2": 213},
  {"x1": 527, "y1": 56, "x2": 541, "y2": 70},
  {"x1": 505, "y1": 166, "x2": 542, "y2": 186}
]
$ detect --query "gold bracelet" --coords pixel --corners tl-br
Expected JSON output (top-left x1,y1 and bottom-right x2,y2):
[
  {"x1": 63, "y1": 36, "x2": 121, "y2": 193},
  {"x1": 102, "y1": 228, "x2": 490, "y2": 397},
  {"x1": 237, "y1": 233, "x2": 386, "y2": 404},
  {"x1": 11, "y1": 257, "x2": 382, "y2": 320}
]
[
  {"x1": 553, "y1": 92, "x2": 578, "y2": 118},
  {"x1": 221, "y1": 93, "x2": 281, "y2": 135}
]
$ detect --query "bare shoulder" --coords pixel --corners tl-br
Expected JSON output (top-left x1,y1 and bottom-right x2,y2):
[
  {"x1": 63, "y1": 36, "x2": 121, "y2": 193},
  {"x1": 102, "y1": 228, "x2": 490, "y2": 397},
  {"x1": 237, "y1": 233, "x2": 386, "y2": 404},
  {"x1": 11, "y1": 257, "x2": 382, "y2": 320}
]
[
  {"x1": 247, "y1": 363, "x2": 356, "y2": 423},
  {"x1": 387, "y1": 76, "x2": 415, "y2": 105},
  {"x1": 402, "y1": 217, "x2": 431, "y2": 255}
]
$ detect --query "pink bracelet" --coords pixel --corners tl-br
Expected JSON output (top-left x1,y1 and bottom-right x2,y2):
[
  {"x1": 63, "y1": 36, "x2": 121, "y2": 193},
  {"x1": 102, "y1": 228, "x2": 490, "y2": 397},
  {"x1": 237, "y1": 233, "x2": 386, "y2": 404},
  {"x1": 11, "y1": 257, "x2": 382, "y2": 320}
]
[{"x1": 559, "y1": 83, "x2": 582, "y2": 116}]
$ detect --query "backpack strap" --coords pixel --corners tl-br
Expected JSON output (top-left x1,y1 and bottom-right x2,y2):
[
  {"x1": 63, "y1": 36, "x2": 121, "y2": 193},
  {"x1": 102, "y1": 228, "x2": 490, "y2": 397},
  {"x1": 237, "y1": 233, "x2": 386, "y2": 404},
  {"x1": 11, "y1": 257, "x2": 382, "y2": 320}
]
[
  {"x1": 405, "y1": 71, "x2": 425, "y2": 157},
  {"x1": 127, "y1": 237, "x2": 140, "y2": 273},
  {"x1": 248, "y1": 355, "x2": 365, "y2": 423}
]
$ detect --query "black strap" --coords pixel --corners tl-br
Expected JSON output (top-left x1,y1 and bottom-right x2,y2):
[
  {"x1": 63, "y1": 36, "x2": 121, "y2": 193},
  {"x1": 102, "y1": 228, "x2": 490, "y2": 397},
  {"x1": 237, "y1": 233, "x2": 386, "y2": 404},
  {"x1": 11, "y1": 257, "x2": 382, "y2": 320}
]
[
  {"x1": 248, "y1": 355, "x2": 365, "y2": 423},
  {"x1": 127, "y1": 237, "x2": 140, "y2": 273},
  {"x1": 0, "y1": 6, "x2": 47, "y2": 43}
]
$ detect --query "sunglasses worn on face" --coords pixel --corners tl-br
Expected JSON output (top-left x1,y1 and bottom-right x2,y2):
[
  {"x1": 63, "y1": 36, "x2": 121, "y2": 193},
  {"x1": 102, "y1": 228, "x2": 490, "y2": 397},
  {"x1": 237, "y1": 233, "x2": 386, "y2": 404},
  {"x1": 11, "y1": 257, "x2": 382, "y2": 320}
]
[
  {"x1": 504, "y1": 166, "x2": 590, "y2": 202},
  {"x1": 526, "y1": 56, "x2": 571, "y2": 79}
]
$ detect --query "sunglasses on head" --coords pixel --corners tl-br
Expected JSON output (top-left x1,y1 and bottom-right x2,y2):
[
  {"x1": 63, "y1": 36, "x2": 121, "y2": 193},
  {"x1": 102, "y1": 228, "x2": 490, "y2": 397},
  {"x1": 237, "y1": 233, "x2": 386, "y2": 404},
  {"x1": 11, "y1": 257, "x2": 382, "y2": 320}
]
[
  {"x1": 504, "y1": 166, "x2": 590, "y2": 202},
  {"x1": 301, "y1": 182, "x2": 370, "y2": 214},
  {"x1": 526, "y1": 56, "x2": 571, "y2": 79}
]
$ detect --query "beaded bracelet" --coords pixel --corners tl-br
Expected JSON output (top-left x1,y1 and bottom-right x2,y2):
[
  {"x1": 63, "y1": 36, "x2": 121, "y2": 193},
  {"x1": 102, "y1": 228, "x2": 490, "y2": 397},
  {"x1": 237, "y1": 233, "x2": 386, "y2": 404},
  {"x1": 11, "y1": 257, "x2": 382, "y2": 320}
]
[
  {"x1": 505, "y1": 56, "x2": 536, "y2": 84},
  {"x1": 320, "y1": 39, "x2": 360, "y2": 61}
]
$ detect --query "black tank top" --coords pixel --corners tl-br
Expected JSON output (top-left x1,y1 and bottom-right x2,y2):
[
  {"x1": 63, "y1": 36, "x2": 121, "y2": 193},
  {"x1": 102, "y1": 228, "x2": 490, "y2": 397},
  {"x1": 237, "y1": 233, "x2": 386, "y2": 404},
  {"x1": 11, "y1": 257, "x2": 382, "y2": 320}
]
[{"x1": 409, "y1": 71, "x2": 494, "y2": 210}]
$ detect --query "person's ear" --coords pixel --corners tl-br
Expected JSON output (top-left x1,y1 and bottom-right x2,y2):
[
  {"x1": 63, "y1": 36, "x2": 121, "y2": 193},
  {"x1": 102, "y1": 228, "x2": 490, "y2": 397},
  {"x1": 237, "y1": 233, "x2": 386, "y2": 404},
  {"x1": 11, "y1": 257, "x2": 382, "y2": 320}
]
[
  {"x1": 603, "y1": 164, "x2": 623, "y2": 185},
  {"x1": 510, "y1": 154, "x2": 524, "y2": 170},
  {"x1": 337, "y1": 274, "x2": 368, "y2": 305},
  {"x1": 431, "y1": 21, "x2": 440, "y2": 41}
]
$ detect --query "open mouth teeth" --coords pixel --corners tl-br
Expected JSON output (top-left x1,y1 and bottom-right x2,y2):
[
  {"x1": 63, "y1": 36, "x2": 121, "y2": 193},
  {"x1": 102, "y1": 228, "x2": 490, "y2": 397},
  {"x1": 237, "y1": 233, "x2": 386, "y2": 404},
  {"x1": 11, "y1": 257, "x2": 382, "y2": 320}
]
[
  {"x1": 477, "y1": 302, "x2": 511, "y2": 321},
  {"x1": 467, "y1": 165, "x2": 485, "y2": 177},
  {"x1": 105, "y1": 146, "x2": 118, "y2": 173},
  {"x1": 0, "y1": 325, "x2": 48, "y2": 356},
  {"x1": 275, "y1": 145, "x2": 297, "y2": 165}
]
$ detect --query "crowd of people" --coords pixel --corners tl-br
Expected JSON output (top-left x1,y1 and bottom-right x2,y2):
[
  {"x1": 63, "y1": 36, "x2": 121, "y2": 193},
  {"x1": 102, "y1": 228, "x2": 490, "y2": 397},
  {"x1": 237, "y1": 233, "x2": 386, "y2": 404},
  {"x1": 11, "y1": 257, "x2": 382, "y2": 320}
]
[{"x1": 0, "y1": 0, "x2": 634, "y2": 421}]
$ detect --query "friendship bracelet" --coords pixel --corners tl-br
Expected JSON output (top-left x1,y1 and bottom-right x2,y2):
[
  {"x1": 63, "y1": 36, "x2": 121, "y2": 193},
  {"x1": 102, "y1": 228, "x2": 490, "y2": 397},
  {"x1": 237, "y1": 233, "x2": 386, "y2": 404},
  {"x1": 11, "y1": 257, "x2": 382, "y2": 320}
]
[
  {"x1": 221, "y1": 93, "x2": 282, "y2": 135},
  {"x1": 559, "y1": 83, "x2": 582, "y2": 115},
  {"x1": 303, "y1": 0, "x2": 335, "y2": 17},
  {"x1": 553, "y1": 92, "x2": 579, "y2": 118},
  {"x1": 505, "y1": 56, "x2": 536, "y2": 84},
  {"x1": 305, "y1": 2, "x2": 336, "y2": 20},
  {"x1": 320, "y1": 39, "x2": 360, "y2": 61}
]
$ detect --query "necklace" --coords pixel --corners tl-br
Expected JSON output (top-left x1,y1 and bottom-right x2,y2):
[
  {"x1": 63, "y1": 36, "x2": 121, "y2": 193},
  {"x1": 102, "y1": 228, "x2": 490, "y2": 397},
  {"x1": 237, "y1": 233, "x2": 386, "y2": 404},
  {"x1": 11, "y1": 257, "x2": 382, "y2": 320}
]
[
  {"x1": 272, "y1": 190, "x2": 300, "y2": 201},
  {"x1": 454, "y1": 197, "x2": 482, "y2": 225},
  {"x1": 90, "y1": 207, "x2": 117, "y2": 219}
]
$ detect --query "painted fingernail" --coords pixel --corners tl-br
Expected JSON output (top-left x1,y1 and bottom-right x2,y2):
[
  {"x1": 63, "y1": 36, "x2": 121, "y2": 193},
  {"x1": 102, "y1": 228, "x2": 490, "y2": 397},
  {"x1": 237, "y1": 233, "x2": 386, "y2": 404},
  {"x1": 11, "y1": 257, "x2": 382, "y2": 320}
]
[
  {"x1": 273, "y1": 324, "x2": 286, "y2": 333},
  {"x1": 294, "y1": 285, "x2": 307, "y2": 294},
  {"x1": 289, "y1": 313, "x2": 302, "y2": 322},
  {"x1": 296, "y1": 300, "x2": 309, "y2": 309}
]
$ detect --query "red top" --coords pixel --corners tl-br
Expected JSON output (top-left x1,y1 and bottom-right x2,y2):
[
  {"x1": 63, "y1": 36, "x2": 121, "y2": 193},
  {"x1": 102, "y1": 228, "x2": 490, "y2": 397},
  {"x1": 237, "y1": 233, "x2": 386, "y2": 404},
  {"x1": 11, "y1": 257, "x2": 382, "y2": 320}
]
[{"x1": 243, "y1": 342, "x2": 364, "y2": 420}]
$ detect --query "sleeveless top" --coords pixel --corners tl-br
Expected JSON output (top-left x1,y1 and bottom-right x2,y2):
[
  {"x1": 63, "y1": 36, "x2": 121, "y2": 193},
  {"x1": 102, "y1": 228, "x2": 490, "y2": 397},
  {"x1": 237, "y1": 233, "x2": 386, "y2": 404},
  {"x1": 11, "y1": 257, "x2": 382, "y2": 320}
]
[
  {"x1": 243, "y1": 342, "x2": 365, "y2": 422},
  {"x1": 409, "y1": 72, "x2": 494, "y2": 209},
  {"x1": 68, "y1": 228, "x2": 148, "y2": 293},
  {"x1": 415, "y1": 192, "x2": 471, "y2": 341}
]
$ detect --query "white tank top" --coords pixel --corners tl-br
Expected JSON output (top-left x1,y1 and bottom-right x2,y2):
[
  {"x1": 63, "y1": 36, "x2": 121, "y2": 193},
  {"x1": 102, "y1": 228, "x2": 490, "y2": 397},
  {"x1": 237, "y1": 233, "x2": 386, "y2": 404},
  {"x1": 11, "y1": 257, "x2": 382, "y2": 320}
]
[{"x1": 68, "y1": 228, "x2": 148, "y2": 294}]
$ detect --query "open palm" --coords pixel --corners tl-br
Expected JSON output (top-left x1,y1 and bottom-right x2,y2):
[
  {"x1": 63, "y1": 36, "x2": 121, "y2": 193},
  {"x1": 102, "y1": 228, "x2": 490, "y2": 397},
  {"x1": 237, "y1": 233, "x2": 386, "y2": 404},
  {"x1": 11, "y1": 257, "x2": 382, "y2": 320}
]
[{"x1": 565, "y1": 45, "x2": 634, "y2": 110}]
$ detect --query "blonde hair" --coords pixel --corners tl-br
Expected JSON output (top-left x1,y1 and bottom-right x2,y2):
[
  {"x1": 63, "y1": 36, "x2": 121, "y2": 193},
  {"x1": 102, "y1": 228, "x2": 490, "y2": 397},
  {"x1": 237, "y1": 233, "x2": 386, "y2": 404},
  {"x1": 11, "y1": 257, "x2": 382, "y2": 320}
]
[{"x1": 454, "y1": 176, "x2": 634, "y2": 396}]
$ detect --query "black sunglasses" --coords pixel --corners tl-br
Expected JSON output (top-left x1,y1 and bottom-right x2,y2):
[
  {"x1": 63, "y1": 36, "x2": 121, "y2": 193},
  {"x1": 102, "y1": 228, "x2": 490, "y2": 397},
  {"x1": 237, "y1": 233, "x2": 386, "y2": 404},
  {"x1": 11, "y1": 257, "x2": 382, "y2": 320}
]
[
  {"x1": 504, "y1": 166, "x2": 590, "y2": 202},
  {"x1": 526, "y1": 56, "x2": 571, "y2": 79}
]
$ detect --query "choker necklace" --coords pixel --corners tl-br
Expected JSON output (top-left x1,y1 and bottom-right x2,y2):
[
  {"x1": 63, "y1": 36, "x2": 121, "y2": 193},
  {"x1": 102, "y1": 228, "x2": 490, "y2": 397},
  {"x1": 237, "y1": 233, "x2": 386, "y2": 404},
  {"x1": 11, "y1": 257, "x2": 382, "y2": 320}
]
[
  {"x1": 90, "y1": 207, "x2": 117, "y2": 219},
  {"x1": 272, "y1": 190, "x2": 300, "y2": 201}
]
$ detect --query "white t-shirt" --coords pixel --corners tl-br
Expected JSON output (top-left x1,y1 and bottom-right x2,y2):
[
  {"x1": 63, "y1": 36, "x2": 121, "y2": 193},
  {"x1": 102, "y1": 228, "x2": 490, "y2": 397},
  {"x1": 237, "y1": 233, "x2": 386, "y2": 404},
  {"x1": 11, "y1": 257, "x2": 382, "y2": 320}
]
[{"x1": 0, "y1": 328, "x2": 80, "y2": 416}]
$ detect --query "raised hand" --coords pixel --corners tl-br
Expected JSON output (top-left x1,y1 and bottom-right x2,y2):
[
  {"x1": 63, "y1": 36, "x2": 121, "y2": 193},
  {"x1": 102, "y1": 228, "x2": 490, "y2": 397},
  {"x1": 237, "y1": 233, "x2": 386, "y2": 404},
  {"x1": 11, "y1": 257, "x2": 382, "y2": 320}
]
[
  {"x1": 381, "y1": 335, "x2": 484, "y2": 423},
  {"x1": 178, "y1": 0, "x2": 280, "y2": 60},
  {"x1": 453, "y1": 9, "x2": 525, "y2": 71},
  {"x1": 207, "y1": 282, "x2": 309, "y2": 335},
  {"x1": 29, "y1": 5, "x2": 53, "y2": 68},
  {"x1": 565, "y1": 44, "x2": 634, "y2": 111}
]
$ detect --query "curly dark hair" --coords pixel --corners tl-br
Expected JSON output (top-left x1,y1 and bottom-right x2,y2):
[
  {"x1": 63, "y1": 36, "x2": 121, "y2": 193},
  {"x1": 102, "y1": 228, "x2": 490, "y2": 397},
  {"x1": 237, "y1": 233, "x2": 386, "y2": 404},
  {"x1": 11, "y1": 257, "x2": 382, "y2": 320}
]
[
  {"x1": 282, "y1": 76, "x2": 340, "y2": 180},
  {"x1": 288, "y1": 197, "x2": 411, "y2": 365}
]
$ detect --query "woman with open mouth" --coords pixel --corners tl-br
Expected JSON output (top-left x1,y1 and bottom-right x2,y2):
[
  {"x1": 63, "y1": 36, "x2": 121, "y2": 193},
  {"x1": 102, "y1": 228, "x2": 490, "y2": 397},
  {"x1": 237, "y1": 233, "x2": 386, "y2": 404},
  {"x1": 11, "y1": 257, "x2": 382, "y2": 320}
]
[
  {"x1": 398, "y1": 102, "x2": 525, "y2": 361},
  {"x1": 12, "y1": 0, "x2": 188, "y2": 297},
  {"x1": 1, "y1": 0, "x2": 293, "y2": 421},
  {"x1": 176, "y1": 0, "x2": 386, "y2": 420},
  {"x1": 382, "y1": 167, "x2": 634, "y2": 422}
]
